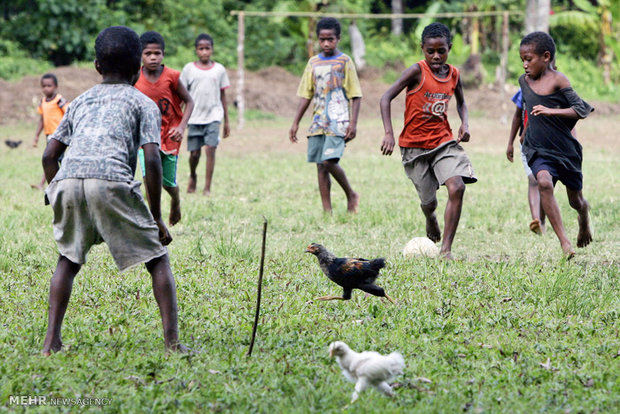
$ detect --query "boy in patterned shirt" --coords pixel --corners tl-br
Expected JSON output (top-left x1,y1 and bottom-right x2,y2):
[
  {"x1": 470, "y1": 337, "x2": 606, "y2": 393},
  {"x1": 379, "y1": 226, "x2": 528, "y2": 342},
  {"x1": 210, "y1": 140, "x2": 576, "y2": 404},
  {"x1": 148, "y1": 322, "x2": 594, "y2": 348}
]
[
  {"x1": 42, "y1": 26, "x2": 186, "y2": 354},
  {"x1": 289, "y1": 17, "x2": 361, "y2": 213}
]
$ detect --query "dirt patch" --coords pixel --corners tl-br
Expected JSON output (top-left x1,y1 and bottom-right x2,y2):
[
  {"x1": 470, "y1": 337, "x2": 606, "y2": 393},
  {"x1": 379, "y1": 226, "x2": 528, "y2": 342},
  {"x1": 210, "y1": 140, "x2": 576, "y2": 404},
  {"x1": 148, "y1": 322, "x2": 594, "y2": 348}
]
[{"x1": 1, "y1": 65, "x2": 617, "y2": 125}]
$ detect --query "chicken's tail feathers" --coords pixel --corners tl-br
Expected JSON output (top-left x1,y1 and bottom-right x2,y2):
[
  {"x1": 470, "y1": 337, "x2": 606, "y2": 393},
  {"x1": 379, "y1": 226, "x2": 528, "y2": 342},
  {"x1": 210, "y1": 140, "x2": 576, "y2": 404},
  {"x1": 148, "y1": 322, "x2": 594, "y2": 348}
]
[{"x1": 369, "y1": 258, "x2": 386, "y2": 271}]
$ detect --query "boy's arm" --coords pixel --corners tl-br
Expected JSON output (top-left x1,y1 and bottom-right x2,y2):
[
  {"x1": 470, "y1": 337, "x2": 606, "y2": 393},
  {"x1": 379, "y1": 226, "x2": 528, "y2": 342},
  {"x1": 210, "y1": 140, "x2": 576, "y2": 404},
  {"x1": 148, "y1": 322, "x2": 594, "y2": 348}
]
[
  {"x1": 143, "y1": 142, "x2": 172, "y2": 246},
  {"x1": 33, "y1": 115, "x2": 44, "y2": 147},
  {"x1": 221, "y1": 88, "x2": 230, "y2": 138},
  {"x1": 379, "y1": 64, "x2": 421, "y2": 155},
  {"x1": 454, "y1": 77, "x2": 470, "y2": 143},
  {"x1": 42, "y1": 139, "x2": 67, "y2": 183},
  {"x1": 506, "y1": 106, "x2": 522, "y2": 162},
  {"x1": 344, "y1": 97, "x2": 361, "y2": 143},
  {"x1": 289, "y1": 98, "x2": 311, "y2": 143},
  {"x1": 168, "y1": 80, "x2": 195, "y2": 143}
]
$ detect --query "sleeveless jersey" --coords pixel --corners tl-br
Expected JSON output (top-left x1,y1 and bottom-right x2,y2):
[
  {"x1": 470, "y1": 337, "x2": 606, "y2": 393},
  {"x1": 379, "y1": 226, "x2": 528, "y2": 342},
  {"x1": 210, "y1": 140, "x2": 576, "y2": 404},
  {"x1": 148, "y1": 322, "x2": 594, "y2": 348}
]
[
  {"x1": 135, "y1": 66, "x2": 184, "y2": 155},
  {"x1": 399, "y1": 60, "x2": 460, "y2": 149}
]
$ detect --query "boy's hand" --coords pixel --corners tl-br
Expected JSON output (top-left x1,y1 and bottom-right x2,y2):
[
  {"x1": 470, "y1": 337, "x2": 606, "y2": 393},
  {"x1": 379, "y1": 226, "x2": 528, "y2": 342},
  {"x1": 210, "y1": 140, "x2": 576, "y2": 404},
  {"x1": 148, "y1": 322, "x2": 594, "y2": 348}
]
[
  {"x1": 457, "y1": 124, "x2": 470, "y2": 143},
  {"x1": 32, "y1": 137, "x2": 39, "y2": 147},
  {"x1": 289, "y1": 123, "x2": 299, "y2": 143},
  {"x1": 168, "y1": 126, "x2": 184, "y2": 143},
  {"x1": 506, "y1": 142, "x2": 514, "y2": 162},
  {"x1": 531, "y1": 105, "x2": 552, "y2": 116},
  {"x1": 155, "y1": 218, "x2": 173, "y2": 246},
  {"x1": 380, "y1": 132, "x2": 395, "y2": 156},
  {"x1": 344, "y1": 125, "x2": 357, "y2": 143},
  {"x1": 223, "y1": 121, "x2": 230, "y2": 138}
]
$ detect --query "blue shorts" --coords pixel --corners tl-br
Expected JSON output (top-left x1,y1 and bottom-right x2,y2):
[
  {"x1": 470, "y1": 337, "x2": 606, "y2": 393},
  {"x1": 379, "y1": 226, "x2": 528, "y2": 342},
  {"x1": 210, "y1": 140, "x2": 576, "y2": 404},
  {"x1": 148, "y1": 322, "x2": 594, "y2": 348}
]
[
  {"x1": 530, "y1": 156, "x2": 582, "y2": 191},
  {"x1": 307, "y1": 135, "x2": 345, "y2": 163}
]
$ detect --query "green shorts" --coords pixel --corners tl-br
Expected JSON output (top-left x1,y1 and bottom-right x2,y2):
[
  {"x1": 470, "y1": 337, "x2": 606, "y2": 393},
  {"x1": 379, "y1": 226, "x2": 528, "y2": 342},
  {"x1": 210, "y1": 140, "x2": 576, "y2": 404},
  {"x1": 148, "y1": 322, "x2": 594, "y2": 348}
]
[
  {"x1": 138, "y1": 148, "x2": 178, "y2": 188},
  {"x1": 401, "y1": 140, "x2": 477, "y2": 205},
  {"x1": 307, "y1": 134, "x2": 345, "y2": 163}
]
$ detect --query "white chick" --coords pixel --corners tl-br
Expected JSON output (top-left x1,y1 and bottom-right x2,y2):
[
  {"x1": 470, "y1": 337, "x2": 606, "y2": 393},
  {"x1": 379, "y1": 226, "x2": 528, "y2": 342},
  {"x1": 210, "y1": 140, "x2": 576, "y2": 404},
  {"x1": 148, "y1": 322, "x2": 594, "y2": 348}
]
[{"x1": 329, "y1": 341, "x2": 405, "y2": 403}]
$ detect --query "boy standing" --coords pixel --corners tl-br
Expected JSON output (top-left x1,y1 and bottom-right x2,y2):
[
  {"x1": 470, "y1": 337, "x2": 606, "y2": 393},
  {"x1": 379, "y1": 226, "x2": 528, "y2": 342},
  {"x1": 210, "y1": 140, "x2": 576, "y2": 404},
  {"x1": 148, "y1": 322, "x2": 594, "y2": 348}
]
[
  {"x1": 379, "y1": 23, "x2": 476, "y2": 259},
  {"x1": 290, "y1": 17, "x2": 361, "y2": 214},
  {"x1": 518, "y1": 32, "x2": 593, "y2": 258},
  {"x1": 180, "y1": 33, "x2": 230, "y2": 196},
  {"x1": 31, "y1": 73, "x2": 68, "y2": 190},
  {"x1": 42, "y1": 26, "x2": 185, "y2": 354},
  {"x1": 135, "y1": 31, "x2": 194, "y2": 225}
]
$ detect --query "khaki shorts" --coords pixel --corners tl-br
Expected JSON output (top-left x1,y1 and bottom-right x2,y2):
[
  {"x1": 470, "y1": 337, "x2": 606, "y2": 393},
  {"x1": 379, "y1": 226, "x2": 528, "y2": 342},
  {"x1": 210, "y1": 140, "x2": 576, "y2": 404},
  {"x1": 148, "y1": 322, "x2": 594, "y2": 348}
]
[
  {"x1": 401, "y1": 141, "x2": 477, "y2": 205},
  {"x1": 45, "y1": 178, "x2": 167, "y2": 272}
]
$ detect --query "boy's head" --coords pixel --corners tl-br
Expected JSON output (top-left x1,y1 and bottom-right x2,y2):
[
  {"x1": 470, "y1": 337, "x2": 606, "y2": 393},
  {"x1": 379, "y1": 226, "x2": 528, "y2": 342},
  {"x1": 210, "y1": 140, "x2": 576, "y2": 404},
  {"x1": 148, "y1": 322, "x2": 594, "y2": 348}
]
[
  {"x1": 94, "y1": 26, "x2": 141, "y2": 82},
  {"x1": 316, "y1": 18, "x2": 341, "y2": 57},
  {"x1": 194, "y1": 33, "x2": 214, "y2": 64},
  {"x1": 140, "y1": 31, "x2": 165, "y2": 71},
  {"x1": 519, "y1": 32, "x2": 555, "y2": 78},
  {"x1": 420, "y1": 23, "x2": 452, "y2": 71},
  {"x1": 40, "y1": 73, "x2": 58, "y2": 98}
]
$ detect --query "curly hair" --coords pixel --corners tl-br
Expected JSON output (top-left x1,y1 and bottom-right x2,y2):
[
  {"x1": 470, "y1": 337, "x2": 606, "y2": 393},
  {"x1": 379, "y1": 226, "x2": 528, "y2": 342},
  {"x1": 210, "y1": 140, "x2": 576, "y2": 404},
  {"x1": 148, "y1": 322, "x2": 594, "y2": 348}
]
[
  {"x1": 316, "y1": 17, "x2": 341, "y2": 37},
  {"x1": 94, "y1": 26, "x2": 141, "y2": 77},
  {"x1": 421, "y1": 22, "x2": 452, "y2": 45},
  {"x1": 195, "y1": 33, "x2": 214, "y2": 48},
  {"x1": 520, "y1": 31, "x2": 556, "y2": 61},
  {"x1": 140, "y1": 31, "x2": 165, "y2": 53},
  {"x1": 41, "y1": 73, "x2": 58, "y2": 86}
]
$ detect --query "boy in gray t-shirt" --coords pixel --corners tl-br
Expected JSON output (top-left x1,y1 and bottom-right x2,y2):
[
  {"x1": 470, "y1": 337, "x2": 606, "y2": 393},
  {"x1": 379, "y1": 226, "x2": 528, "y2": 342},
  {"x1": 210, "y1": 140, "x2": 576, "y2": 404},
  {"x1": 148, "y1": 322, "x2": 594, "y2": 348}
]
[{"x1": 42, "y1": 26, "x2": 186, "y2": 354}]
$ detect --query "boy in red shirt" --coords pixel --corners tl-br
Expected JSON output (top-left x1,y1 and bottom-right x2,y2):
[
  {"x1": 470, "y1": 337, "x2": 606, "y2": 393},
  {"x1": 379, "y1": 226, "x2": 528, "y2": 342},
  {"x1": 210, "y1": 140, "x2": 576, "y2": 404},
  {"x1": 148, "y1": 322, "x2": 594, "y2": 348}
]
[
  {"x1": 32, "y1": 73, "x2": 68, "y2": 190},
  {"x1": 379, "y1": 23, "x2": 476, "y2": 260},
  {"x1": 135, "y1": 31, "x2": 194, "y2": 225}
]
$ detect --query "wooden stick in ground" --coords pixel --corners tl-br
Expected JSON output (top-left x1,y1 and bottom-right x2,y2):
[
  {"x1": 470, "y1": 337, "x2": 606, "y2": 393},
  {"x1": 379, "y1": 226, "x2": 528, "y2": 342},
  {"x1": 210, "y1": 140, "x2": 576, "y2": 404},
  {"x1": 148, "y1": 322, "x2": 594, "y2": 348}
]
[{"x1": 247, "y1": 217, "x2": 268, "y2": 357}]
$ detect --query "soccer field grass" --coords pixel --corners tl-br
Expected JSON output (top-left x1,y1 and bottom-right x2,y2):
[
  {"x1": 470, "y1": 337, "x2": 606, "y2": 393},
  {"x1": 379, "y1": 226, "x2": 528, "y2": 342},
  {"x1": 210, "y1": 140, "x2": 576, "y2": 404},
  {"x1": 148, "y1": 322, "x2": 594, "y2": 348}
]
[{"x1": 0, "y1": 115, "x2": 618, "y2": 412}]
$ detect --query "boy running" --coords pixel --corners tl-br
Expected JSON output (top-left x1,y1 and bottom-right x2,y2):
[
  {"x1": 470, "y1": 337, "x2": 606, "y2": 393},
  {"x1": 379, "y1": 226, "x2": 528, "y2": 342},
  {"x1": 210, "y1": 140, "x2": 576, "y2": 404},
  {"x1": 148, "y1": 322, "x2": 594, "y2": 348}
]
[
  {"x1": 42, "y1": 26, "x2": 186, "y2": 354},
  {"x1": 180, "y1": 33, "x2": 230, "y2": 196},
  {"x1": 32, "y1": 73, "x2": 68, "y2": 190},
  {"x1": 289, "y1": 17, "x2": 361, "y2": 213},
  {"x1": 518, "y1": 31, "x2": 593, "y2": 258},
  {"x1": 380, "y1": 22, "x2": 476, "y2": 259},
  {"x1": 135, "y1": 31, "x2": 194, "y2": 225}
]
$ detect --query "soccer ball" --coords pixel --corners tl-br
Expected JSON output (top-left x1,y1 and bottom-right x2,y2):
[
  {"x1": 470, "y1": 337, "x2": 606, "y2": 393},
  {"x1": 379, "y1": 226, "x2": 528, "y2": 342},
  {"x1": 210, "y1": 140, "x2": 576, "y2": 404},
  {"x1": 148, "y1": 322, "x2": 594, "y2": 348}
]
[{"x1": 402, "y1": 237, "x2": 440, "y2": 258}]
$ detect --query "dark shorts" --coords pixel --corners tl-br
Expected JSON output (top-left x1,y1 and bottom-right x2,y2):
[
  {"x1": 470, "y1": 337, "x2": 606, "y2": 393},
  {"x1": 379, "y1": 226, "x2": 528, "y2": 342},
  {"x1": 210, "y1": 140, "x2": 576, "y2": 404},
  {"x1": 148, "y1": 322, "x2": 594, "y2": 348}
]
[{"x1": 530, "y1": 156, "x2": 582, "y2": 191}]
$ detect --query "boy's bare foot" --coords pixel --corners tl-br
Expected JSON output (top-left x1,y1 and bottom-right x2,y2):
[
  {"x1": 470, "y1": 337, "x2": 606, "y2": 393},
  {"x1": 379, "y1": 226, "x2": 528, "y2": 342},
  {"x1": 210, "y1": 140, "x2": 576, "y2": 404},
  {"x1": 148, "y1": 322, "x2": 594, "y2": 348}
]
[
  {"x1": 426, "y1": 214, "x2": 441, "y2": 242},
  {"x1": 169, "y1": 200, "x2": 181, "y2": 226},
  {"x1": 577, "y1": 203, "x2": 592, "y2": 248},
  {"x1": 30, "y1": 183, "x2": 43, "y2": 190},
  {"x1": 42, "y1": 338, "x2": 63, "y2": 356},
  {"x1": 347, "y1": 192, "x2": 360, "y2": 213},
  {"x1": 187, "y1": 175, "x2": 197, "y2": 193},
  {"x1": 166, "y1": 342, "x2": 191, "y2": 353},
  {"x1": 440, "y1": 250, "x2": 454, "y2": 260},
  {"x1": 561, "y1": 241, "x2": 575, "y2": 260},
  {"x1": 529, "y1": 219, "x2": 543, "y2": 235},
  {"x1": 202, "y1": 188, "x2": 211, "y2": 196}
]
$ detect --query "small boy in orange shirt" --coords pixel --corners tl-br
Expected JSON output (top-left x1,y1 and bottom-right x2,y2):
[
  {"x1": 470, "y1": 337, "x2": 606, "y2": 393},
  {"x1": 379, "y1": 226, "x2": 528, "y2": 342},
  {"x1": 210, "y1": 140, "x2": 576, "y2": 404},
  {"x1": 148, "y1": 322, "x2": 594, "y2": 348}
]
[{"x1": 32, "y1": 73, "x2": 68, "y2": 189}]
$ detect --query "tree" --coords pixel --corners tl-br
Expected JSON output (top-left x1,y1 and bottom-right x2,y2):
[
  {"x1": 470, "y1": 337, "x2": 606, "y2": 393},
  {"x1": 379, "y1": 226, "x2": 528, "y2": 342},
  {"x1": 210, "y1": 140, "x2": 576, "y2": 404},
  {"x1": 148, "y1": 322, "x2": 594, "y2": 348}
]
[
  {"x1": 391, "y1": 0, "x2": 403, "y2": 36},
  {"x1": 525, "y1": 0, "x2": 550, "y2": 33}
]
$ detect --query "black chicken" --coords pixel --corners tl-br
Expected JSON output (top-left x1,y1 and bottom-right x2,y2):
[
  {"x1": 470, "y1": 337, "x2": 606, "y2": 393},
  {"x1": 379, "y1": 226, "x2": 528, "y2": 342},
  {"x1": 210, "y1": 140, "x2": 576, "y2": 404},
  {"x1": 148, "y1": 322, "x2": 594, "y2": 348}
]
[
  {"x1": 305, "y1": 243, "x2": 395, "y2": 303},
  {"x1": 4, "y1": 140, "x2": 22, "y2": 149}
]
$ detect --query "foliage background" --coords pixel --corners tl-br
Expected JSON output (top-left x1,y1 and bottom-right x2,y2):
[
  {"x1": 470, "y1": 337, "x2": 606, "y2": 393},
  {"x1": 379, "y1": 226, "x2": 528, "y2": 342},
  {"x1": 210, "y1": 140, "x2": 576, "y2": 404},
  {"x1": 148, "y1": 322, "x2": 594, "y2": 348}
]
[{"x1": 0, "y1": 0, "x2": 619, "y2": 100}]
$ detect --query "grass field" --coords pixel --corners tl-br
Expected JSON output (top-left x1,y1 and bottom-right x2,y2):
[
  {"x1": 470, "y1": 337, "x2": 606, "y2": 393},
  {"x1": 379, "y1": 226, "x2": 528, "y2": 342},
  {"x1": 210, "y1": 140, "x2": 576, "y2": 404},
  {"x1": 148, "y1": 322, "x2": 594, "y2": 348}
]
[{"x1": 0, "y1": 112, "x2": 619, "y2": 413}]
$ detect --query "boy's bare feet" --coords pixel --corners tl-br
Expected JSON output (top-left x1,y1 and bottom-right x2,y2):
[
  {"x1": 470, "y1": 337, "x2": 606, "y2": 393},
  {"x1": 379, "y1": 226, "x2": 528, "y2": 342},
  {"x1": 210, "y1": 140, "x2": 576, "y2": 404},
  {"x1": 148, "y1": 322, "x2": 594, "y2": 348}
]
[
  {"x1": 529, "y1": 219, "x2": 543, "y2": 235},
  {"x1": 347, "y1": 192, "x2": 360, "y2": 213},
  {"x1": 426, "y1": 214, "x2": 441, "y2": 242},
  {"x1": 169, "y1": 199, "x2": 181, "y2": 226},
  {"x1": 561, "y1": 241, "x2": 575, "y2": 260},
  {"x1": 577, "y1": 202, "x2": 592, "y2": 248},
  {"x1": 187, "y1": 175, "x2": 197, "y2": 193}
]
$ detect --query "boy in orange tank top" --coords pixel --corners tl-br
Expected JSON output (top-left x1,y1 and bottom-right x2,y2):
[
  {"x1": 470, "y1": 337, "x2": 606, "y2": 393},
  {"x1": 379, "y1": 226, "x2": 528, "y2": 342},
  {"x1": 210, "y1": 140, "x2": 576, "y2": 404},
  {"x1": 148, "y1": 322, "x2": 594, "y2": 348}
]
[
  {"x1": 31, "y1": 73, "x2": 68, "y2": 190},
  {"x1": 379, "y1": 23, "x2": 476, "y2": 260}
]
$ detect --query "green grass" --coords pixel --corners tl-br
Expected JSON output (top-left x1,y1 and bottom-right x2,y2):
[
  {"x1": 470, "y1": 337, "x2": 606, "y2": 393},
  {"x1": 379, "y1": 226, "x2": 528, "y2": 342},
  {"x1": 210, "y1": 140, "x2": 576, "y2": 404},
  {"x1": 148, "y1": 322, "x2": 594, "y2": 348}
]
[{"x1": 0, "y1": 115, "x2": 618, "y2": 413}]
